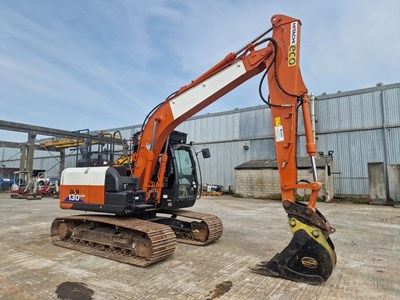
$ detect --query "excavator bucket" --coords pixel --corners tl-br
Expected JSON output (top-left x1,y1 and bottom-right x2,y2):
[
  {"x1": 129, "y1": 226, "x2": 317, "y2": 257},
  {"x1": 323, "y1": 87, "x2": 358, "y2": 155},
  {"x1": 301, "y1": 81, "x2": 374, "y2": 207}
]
[{"x1": 252, "y1": 217, "x2": 337, "y2": 285}]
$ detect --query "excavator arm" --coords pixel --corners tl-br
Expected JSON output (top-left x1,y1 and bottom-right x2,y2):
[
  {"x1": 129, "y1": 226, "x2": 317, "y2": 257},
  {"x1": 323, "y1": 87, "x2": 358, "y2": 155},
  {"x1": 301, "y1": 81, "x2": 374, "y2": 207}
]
[
  {"x1": 132, "y1": 43, "x2": 274, "y2": 201},
  {"x1": 131, "y1": 14, "x2": 336, "y2": 284}
]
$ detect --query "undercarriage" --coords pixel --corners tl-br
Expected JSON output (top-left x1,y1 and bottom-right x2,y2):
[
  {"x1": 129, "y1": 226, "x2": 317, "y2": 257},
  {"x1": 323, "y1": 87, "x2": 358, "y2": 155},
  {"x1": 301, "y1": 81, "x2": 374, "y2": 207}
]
[{"x1": 51, "y1": 210, "x2": 223, "y2": 266}]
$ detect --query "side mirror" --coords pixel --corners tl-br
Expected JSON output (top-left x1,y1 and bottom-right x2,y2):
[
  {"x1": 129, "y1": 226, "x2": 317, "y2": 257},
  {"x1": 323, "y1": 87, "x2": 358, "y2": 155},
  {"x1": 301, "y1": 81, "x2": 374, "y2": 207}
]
[{"x1": 201, "y1": 148, "x2": 211, "y2": 159}]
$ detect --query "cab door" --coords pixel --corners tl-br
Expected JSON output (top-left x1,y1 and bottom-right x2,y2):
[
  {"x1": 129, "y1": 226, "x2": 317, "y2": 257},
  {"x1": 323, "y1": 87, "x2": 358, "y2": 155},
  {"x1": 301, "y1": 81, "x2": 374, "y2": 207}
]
[{"x1": 174, "y1": 146, "x2": 198, "y2": 200}]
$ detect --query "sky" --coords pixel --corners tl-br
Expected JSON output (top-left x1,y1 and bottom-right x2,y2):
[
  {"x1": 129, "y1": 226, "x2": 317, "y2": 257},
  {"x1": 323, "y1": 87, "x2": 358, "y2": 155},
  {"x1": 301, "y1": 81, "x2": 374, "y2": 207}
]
[{"x1": 0, "y1": 0, "x2": 399, "y2": 142}]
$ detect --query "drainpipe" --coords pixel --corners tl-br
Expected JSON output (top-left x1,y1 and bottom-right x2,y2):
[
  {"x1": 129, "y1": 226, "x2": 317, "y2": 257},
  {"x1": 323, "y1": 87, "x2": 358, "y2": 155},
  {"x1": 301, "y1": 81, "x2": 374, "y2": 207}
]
[{"x1": 380, "y1": 90, "x2": 389, "y2": 200}]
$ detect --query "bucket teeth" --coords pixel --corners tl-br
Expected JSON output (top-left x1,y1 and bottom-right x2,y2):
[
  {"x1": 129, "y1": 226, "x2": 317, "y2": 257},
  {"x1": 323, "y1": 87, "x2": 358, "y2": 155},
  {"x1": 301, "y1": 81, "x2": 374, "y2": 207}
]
[{"x1": 252, "y1": 217, "x2": 337, "y2": 285}]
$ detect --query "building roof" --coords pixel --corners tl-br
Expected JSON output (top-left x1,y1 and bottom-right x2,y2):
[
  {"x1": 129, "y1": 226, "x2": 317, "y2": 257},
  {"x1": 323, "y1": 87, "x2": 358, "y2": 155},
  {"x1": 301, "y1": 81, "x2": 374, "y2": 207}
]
[{"x1": 235, "y1": 157, "x2": 328, "y2": 170}]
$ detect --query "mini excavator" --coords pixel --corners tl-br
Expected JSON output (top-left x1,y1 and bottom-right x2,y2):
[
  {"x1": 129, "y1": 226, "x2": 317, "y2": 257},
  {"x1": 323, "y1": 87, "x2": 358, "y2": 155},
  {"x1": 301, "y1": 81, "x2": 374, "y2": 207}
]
[{"x1": 51, "y1": 14, "x2": 337, "y2": 284}]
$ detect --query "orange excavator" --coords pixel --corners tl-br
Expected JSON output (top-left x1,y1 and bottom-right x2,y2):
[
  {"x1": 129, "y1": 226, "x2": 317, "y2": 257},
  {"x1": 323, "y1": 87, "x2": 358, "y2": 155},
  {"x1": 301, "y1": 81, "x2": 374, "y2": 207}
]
[{"x1": 51, "y1": 14, "x2": 336, "y2": 284}]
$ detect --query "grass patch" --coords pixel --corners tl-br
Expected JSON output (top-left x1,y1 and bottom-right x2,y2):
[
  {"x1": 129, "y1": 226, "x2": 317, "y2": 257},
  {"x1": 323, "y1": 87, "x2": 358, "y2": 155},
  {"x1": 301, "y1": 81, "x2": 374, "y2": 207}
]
[
  {"x1": 232, "y1": 193, "x2": 244, "y2": 198},
  {"x1": 349, "y1": 197, "x2": 370, "y2": 204}
]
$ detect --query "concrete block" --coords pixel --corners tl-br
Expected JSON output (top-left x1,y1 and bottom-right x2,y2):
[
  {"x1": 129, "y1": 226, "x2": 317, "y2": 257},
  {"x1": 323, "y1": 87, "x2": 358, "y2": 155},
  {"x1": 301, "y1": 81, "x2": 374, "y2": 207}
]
[{"x1": 368, "y1": 162, "x2": 387, "y2": 205}]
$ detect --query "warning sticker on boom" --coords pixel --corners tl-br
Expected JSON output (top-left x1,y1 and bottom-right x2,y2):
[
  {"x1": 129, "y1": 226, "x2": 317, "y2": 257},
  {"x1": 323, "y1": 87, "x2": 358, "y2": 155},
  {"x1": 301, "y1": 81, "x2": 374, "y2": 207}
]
[{"x1": 275, "y1": 126, "x2": 284, "y2": 142}]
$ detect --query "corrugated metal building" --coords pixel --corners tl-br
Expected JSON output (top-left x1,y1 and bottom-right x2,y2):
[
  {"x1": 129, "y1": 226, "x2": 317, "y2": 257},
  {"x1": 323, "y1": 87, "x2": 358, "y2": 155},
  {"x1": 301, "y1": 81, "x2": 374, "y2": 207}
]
[
  {"x1": 1, "y1": 83, "x2": 399, "y2": 196},
  {"x1": 315, "y1": 83, "x2": 400, "y2": 195}
]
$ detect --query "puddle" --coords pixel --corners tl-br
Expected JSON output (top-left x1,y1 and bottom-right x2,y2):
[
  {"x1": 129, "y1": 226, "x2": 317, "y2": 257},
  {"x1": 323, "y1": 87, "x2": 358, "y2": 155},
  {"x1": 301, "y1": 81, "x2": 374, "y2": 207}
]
[
  {"x1": 206, "y1": 281, "x2": 233, "y2": 299},
  {"x1": 56, "y1": 281, "x2": 94, "y2": 300}
]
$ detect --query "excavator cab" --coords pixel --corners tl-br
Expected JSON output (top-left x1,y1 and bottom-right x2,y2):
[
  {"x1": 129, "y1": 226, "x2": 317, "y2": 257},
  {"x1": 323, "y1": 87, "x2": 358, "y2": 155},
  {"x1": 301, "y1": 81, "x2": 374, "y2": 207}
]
[{"x1": 159, "y1": 131, "x2": 208, "y2": 209}]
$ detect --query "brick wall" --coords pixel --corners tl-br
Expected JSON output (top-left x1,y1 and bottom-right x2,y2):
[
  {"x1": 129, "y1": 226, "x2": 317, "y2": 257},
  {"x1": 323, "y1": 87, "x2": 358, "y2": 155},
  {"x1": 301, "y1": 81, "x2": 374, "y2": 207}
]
[{"x1": 235, "y1": 168, "x2": 334, "y2": 200}]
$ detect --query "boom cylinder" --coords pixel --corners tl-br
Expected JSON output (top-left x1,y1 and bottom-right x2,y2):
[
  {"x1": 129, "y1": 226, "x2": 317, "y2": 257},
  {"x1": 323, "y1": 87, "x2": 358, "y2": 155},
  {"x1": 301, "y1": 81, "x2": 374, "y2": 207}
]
[
  {"x1": 301, "y1": 94, "x2": 318, "y2": 181},
  {"x1": 301, "y1": 95, "x2": 317, "y2": 157}
]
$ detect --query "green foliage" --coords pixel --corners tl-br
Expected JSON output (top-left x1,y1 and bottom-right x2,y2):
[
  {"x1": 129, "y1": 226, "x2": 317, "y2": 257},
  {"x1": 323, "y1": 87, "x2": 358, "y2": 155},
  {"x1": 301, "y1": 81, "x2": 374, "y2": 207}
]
[
  {"x1": 349, "y1": 197, "x2": 370, "y2": 204},
  {"x1": 232, "y1": 193, "x2": 244, "y2": 198},
  {"x1": 296, "y1": 194, "x2": 324, "y2": 202},
  {"x1": 266, "y1": 194, "x2": 282, "y2": 200}
]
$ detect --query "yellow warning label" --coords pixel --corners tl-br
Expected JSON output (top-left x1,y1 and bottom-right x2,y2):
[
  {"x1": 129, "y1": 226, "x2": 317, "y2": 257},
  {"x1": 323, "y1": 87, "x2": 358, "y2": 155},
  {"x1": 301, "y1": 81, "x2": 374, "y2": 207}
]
[{"x1": 275, "y1": 117, "x2": 281, "y2": 126}]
